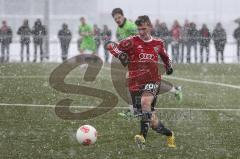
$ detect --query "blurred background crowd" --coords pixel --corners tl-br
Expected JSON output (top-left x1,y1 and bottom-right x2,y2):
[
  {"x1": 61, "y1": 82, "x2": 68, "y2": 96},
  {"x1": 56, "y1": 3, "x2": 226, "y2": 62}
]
[
  {"x1": 0, "y1": 0, "x2": 240, "y2": 63},
  {"x1": 1, "y1": 18, "x2": 240, "y2": 63}
]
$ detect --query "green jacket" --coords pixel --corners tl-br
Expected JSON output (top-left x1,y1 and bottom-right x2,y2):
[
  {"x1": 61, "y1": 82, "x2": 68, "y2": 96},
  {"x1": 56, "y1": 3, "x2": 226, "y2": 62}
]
[{"x1": 116, "y1": 19, "x2": 137, "y2": 41}]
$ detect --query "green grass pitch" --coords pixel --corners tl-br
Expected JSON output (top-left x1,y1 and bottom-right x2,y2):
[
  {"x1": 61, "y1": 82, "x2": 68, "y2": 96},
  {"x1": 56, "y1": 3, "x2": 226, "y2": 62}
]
[{"x1": 0, "y1": 63, "x2": 240, "y2": 159}]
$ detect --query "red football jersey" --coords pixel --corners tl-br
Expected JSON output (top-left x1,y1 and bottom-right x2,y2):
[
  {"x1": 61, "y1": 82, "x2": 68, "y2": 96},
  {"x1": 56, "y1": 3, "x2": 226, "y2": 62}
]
[{"x1": 108, "y1": 35, "x2": 171, "y2": 91}]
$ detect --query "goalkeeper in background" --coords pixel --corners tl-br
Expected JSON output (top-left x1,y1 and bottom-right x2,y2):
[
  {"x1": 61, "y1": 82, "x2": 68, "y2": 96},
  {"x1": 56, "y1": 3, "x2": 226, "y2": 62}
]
[
  {"x1": 113, "y1": 8, "x2": 137, "y2": 41},
  {"x1": 111, "y1": 8, "x2": 183, "y2": 119}
]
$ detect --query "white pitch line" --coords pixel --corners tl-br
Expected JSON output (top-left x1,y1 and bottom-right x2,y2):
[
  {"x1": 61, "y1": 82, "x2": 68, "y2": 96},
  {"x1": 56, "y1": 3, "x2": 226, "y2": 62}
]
[
  {"x1": 164, "y1": 76, "x2": 240, "y2": 90},
  {"x1": 1, "y1": 74, "x2": 240, "y2": 90},
  {"x1": 103, "y1": 67, "x2": 240, "y2": 90},
  {"x1": 1, "y1": 73, "x2": 240, "y2": 90},
  {"x1": 0, "y1": 75, "x2": 49, "y2": 79},
  {"x1": 0, "y1": 103, "x2": 240, "y2": 111}
]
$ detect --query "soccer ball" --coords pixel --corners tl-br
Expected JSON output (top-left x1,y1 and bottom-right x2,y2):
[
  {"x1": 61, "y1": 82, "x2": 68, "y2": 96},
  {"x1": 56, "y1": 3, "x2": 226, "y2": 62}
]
[{"x1": 76, "y1": 125, "x2": 97, "y2": 145}]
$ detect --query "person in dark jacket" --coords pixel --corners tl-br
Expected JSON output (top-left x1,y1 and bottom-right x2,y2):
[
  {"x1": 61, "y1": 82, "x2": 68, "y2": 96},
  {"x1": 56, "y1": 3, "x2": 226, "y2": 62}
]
[
  {"x1": 152, "y1": 19, "x2": 161, "y2": 37},
  {"x1": 180, "y1": 20, "x2": 190, "y2": 63},
  {"x1": 212, "y1": 22, "x2": 227, "y2": 63},
  {"x1": 58, "y1": 23, "x2": 72, "y2": 61},
  {"x1": 0, "y1": 20, "x2": 12, "y2": 63},
  {"x1": 17, "y1": 19, "x2": 32, "y2": 62},
  {"x1": 233, "y1": 22, "x2": 240, "y2": 63},
  {"x1": 101, "y1": 25, "x2": 112, "y2": 63},
  {"x1": 93, "y1": 24, "x2": 101, "y2": 55},
  {"x1": 32, "y1": 19, "x2": 47, "y2": 62},
  {"x1": 186, "y1": 22, "x2": 199, "y2": 63},
  {"x1": 153, "y1": 20, "x2": 170, "y2": 51},
  {"x1": 199, "y1": 24, "x2": 211, "y2": 63},
  {"x1": 158, "y1": 22, "x2": 171, "y2": 52}
]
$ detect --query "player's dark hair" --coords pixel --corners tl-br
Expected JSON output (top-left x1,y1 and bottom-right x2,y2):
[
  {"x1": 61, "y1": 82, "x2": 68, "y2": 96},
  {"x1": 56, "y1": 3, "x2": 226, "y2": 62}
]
[
  {"x1": 111, "y1": 8, "x2": 124, "y2": 17},
  {"x1": 80, "y1": 17, "x2": 85, "y2": 21},
  {"x1": 135, "y1": 15, "x2": 152, "y2": 27}
]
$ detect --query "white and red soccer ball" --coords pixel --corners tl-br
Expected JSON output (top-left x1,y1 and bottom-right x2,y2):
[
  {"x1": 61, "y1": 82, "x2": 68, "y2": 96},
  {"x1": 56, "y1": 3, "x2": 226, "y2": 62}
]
[{"x1": 76, "y1": 125, "x2": 97, "y2": 145}]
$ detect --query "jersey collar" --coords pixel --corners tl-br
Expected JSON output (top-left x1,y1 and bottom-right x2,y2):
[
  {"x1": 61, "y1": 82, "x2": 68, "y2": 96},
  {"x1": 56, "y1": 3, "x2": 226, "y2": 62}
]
[
  {"x1": 138, "y1": 35, "x2": 153, "y2": 43},
  {"x1": 119, "y1": 18, "x2": 127, "y2": 28}
]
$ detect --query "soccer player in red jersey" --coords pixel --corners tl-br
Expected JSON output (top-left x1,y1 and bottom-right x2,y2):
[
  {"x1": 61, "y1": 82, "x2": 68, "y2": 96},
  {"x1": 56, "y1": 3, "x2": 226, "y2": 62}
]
[
  {"x1": 111, "y1": 8, "x2": 182, "y2": 120},
  {"x1": 106, "y1": 15, "x2": 176, "y2": 148}
]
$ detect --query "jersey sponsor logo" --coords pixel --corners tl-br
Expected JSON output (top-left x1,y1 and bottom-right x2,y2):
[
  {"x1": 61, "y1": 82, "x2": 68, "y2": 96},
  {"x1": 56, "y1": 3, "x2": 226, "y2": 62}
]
[
  {"x1": 139, "y1": 53, "x2": 154, "y2": 61},
  {"x1": 137, "y1": 45, "x2": 143, "y2": 49}
]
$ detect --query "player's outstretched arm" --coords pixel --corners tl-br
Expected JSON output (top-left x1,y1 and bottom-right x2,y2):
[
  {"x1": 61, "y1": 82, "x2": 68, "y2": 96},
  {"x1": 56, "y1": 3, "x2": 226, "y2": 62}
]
[{"x1": 104, "y1": 41, "x2": 129, "y2": 67}]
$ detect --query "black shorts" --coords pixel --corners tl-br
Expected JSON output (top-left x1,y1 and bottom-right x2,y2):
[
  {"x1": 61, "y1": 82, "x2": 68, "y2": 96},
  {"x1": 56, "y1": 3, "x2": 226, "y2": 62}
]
[{"x1": 130, "y1": 82, "x2": 160, "y2": 112}]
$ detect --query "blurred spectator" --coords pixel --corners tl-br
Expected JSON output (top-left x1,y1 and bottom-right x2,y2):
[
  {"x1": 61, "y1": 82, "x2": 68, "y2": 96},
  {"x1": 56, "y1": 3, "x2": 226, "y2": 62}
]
[
  {"x1": 78, "y1": 17, "x2": 96, "y2": 55},
  {"x1": 58, "y1": 23, "x2": 72, "y2": 61},
  {"x1": 212, "y1": 22, "x2": 227, "y2": 63},
  {"x1": 32, "y1": 19, "x2": 47, "y2": 62},
  {"x1": 77, "y1": 38, "x2": 82, "y2": 52},
  {"x1": 0, "y1": 20, "x2": 12, "y2": 63},
  {"x1": 233, "y1": 22, "x2": 240, "y2": 63},
  {"x1": 153, "y1": 20, "x2": 170, "y2": 51},
  {"x1": 93, "y1": 24, "x2": 101, "y2": 54},
  {"x1": 199, "y1": 24, "x2": 211, "y2": 63},
  {"x1": 180, "y1": 20, "x2": 190, "y2": 63},
  {"x1": 17, "y1": 19, "x2": 31, "y2": 62},
  {"x1": 152, "y1": 19, "x2": 161, "y2": 37},
  {"x1": 101, "y1": 25, "x2": 112, "y2": 63},
  {"x1": 170, "y1": 20, "x2": 181, "y2": 63},
  {"x1": 160, "y1": 23, "x2": 171, "y2": 52},
  {"x1": 186, "y1": 22, "x2": 199, "y2": 63}
]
